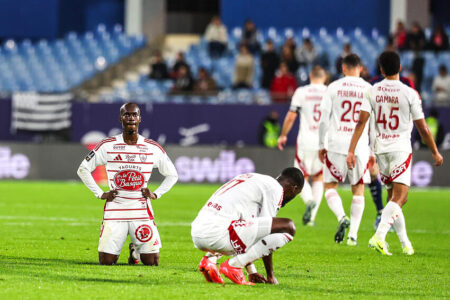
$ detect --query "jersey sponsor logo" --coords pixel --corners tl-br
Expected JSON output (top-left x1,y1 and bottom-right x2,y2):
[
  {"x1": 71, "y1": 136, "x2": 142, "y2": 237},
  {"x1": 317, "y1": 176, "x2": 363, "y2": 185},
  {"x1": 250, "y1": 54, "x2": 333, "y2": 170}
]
[
  {"x1": 113, "y1": 144, "x2": 126, "y2": 150},
  {"x1": 114, "y1": 155, "x2": 123, "y2": 161},
  {"x1": 85, "y1": 151, "x2": 95, "y2": 161},
  {"x1": 135, "y1": 224, "x2": 153, "y2": 242},
  {"x1": 113, "y1": 170, "x2": 145, "y2": 190},
  {"x1": 125, "y1": 154, "x2": 136, "y2": 162}
]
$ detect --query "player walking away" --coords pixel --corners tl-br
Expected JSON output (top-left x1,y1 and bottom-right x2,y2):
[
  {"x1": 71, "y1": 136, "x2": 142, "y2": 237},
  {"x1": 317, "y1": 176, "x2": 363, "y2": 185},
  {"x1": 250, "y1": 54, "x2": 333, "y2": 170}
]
[
  {"x1": 77, "y1": 103, "x2": 178, "y2": 265},
  {"x1": 191, "y1": 168, "x2": 304, "y2": 285},
  {"x1": 318, "y1": 54, "x2": 372, "y2": 246},
  {"x1": 278, "y1": 66, "x2": 327, "y2": 226},
  {"x1": 347, "y1": 51, "x2": 443, "y2": 255}
]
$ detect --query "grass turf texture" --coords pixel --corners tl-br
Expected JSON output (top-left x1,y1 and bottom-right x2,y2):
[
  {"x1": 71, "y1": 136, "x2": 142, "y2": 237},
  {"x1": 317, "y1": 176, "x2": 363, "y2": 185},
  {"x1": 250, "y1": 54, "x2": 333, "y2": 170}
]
[{"x1": 0, "y1": 182, "x2": 449, "y2": 299}]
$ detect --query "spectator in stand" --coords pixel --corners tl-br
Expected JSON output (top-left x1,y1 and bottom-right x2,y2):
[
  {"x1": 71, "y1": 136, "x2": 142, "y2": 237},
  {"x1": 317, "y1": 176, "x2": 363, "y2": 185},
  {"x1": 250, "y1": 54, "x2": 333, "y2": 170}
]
[
  {"x1": 284, "y1": 36, "x2": 297, "y2": 53},
  {"x1": 233, "y1": 44, "x2": 254, "y2": 89},
  {"x1": 172, "y1": 65, "x2": 194, "y2": 93},
  {"x1": 149, "y1": 50, "x2": 169, "y2": 80},
  {"x1": 432, "y1": 65, "x2": 450, "y2": 104},
  {"x1": 171, "y1": 52, "x2": 190, "y2": 78},
  {"x1": 261, "y1": 39, "x2": 280, "y2": 89},
  {"x1": 204, "y1": 16, "x2": 228, "y2": 58},
  {"x1": 240, "y1": 19, "x2": 261, "y2": 54},
  {"x1": 296, "y1": 38, "x2": 317, "y2": 68},
  {"x1": 270, "y1": 62, "x2": 298, "y2": 103},
  {"x1": 407, "y1": 22, "x2": 426, "y2": 51},
  {"x1": 391, "y1": 21, "x2": 408, "y2": 51},
  {"x1": 411, "y1": 51, "x2": 425, "y2": 93},
  {"x1": 428, "y1": 24, "x2": 449, "y2": 52},
  {"x1": 335, "y1": 43, "x2": 352, "y2": 75},
  {"x1": 194, "y1": 67, "x2": 217, "y2": 94},
  {"x1": 281, "y1": 45, "x2": 299, "y2": 75}
]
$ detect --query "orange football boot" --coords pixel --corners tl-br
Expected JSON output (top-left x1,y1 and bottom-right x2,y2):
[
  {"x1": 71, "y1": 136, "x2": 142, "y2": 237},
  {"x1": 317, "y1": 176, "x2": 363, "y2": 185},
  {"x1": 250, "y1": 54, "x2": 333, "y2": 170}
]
[
  {"x1": 198, "y1": 256, "x2": 224, "y2": 284},
  {"x1": 219, "y1": 259, "x2": 254, "y2": 285}
]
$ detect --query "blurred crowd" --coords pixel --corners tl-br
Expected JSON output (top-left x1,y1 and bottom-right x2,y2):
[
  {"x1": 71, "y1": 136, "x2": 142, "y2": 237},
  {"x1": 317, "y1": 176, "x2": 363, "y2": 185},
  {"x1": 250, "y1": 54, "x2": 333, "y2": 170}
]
[{"x1": 147, "y1": 17, "x2": 450, "y2": 105}]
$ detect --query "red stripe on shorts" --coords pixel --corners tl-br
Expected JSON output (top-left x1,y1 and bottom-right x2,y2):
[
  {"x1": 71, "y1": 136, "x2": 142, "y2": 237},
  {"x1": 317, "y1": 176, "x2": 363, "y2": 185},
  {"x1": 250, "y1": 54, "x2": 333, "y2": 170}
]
[
  {"x1": 324, "y1": 153, "x2": 344, "y2": 182},
  {"x1": 228, "y1": 220, "x2": 247, "y2": 254}
]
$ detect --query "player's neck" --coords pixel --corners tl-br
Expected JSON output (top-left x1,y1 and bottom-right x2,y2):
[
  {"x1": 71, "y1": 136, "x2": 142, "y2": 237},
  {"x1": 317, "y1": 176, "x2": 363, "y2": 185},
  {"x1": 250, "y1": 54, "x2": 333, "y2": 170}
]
[
  {"x1": 122, "y1": 131, "x2": 139, "y2": 145},
  {"x1": 384, "y1": 74, "x2": 400, "y2": 80}
]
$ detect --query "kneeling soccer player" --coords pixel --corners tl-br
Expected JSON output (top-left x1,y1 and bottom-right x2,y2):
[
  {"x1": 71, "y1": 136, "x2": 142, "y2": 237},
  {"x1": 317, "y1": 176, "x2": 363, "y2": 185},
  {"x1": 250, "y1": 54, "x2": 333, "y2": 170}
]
[{"x1": 191, "y1": 167, "x2": 304, "y2": 285}]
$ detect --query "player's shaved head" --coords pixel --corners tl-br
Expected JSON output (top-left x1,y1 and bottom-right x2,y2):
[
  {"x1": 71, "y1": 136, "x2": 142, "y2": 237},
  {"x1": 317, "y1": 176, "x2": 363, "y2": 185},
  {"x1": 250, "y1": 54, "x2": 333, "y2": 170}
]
[
  {"x1": 278, "y1": 167, "x2": 304, "y2": 207},
  {"x1": 310, "y1": 65, "x2": 326, "y2": 79},
  {"x1": 342, "y1": 54, "x2": 362, "y2": 69},
  {"x1": 120, "y1": 102, "x2": 140, "y2": 116},
  {"x1": 378, "y1": 51, "x2": 401, "y2": 76}
]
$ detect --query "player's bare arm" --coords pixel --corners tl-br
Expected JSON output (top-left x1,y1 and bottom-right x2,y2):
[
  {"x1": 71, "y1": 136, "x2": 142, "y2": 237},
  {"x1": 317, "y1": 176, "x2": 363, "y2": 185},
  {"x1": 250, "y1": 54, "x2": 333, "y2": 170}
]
[
  {"x1": 347, "y1": 111, "x2": 370, "y2": 169},
  {"x1": 278, "y1": 111, "x2": 298, "y2": 150},
  {"x1": 414, "y1": 118, "x2": 444, "y2": 166},
  {"x1": 262, "y1": 254, "x2": 278, "y2": 285}
]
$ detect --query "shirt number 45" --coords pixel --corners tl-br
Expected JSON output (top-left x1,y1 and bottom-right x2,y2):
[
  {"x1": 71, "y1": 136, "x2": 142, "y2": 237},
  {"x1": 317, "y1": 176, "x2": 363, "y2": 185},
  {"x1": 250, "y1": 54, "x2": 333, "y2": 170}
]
[{"x1": 376, "y1": 106, "x2": 399, "y2": 130}]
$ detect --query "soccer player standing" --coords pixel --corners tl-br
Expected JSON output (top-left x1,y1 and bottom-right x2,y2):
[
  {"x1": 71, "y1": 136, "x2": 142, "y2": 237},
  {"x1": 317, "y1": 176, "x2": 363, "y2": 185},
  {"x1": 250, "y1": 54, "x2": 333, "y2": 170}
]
[
  {"x1": 347, "y1": 51, "x2": 443, "y2": 255},
  {"x1": 77, "y1": 103, "x2": 178, "y2": 265},
  {"x1": 278, "y1": 66, "x2": 327, "y2": 226},
  {"x1": 191, "y1": 168, "x2": 303, "y2": 285},
  {"x1": 318, "y1": 54, "x2": 372, "y2": 245}
]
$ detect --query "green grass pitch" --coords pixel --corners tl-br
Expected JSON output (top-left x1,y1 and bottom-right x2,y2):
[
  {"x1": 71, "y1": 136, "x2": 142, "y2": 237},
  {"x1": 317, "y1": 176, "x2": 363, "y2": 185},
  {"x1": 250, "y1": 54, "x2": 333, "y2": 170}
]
[{"x1": 0, "y1": 181, "x2": 449, "y2": 299}]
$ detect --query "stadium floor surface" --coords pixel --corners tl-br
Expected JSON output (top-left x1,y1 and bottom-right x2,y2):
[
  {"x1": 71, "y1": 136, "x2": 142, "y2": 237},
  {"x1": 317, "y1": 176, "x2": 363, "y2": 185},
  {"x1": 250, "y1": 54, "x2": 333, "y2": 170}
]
[{"x1": 0, "y1": 182, "x2": 449, "y2": 299}]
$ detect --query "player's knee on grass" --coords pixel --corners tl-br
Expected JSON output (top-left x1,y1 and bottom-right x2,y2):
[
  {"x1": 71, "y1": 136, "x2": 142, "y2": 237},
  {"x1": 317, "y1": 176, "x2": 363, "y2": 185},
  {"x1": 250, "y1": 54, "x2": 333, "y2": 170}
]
[
  {"x1": 98, "y1": 252, "x2": 118, "y2": 265},
  {"x1": 141, "y1": 253, "x2": 159, "y2": 266}
]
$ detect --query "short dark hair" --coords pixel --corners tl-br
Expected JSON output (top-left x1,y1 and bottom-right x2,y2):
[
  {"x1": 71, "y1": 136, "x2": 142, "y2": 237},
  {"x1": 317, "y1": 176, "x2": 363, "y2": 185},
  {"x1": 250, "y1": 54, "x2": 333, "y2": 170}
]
[
  {"x1": 378, "y1": 51, "x2": 400, "y2": 76},
  {"x1": 280, "y1": 167, "x2": 304, "y2": 190},
  {"x1": 342, "y1": 54, "x2": 361, "y2": 68}
]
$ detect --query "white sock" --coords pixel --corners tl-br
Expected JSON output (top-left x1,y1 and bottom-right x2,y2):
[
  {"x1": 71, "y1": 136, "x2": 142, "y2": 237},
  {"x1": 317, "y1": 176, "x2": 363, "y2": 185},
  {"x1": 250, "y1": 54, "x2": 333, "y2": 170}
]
[
  {"x1": 348, "y1": 196, "x2": 365, "y2": 239},
  {"x1": 300, "y1": 180, "x2": 313, "y2": 205},
  {"x1": 228, "y1": 233, "x2": 293, "y2": 268},
  {"x1": 325, "y1": 189, "x2": 346, "y2": 221},
  {"x1": 393, "y1": 209, "x2": 412, "y2": 248},
  {"x1": 311, "y1": 181, "x2": 324, "y2": 222},
  {"x1": 375, "y1": 201, "x2": 401, "y2": 241},
  {"x1": 205, "y1": 252, "x2": 221, "y2": 263},
  {"x1": 132, "y1": 248, "x2": 140, "y2": 261}
]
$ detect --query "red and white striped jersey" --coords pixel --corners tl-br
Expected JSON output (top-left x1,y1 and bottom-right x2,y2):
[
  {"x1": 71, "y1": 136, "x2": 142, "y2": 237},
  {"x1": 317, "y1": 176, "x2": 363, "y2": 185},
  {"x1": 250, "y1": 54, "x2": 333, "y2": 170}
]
[
  {"x1": 290, "y1": 83, "x2": 327, "y2": 151},
  {"x1": 78, "y1": 134, "x2": 178, "y2": 221},
  {"x1": 195, "y1": 173, "x2": 284, "y2": 222},
  {"x1": 361, "y1": 79, "x2": 424, "y2": 154}
]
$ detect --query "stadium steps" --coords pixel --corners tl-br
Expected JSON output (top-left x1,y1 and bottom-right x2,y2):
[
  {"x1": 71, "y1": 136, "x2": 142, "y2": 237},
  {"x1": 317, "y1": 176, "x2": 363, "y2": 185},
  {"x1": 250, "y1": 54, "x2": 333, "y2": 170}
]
[{"x1": 71, "y1": 43, "x2": 156, "y2": 102}]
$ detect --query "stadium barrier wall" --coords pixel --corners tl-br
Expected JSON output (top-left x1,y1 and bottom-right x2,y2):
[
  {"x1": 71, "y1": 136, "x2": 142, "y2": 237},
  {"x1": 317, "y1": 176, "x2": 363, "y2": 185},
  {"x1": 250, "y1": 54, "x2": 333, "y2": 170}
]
[
  {"x1": 1, "y1": 100, "x2": 450, "y2": 149},
  {"x1": 0, "y1": 143, "x2": 448, "y2": 187}
]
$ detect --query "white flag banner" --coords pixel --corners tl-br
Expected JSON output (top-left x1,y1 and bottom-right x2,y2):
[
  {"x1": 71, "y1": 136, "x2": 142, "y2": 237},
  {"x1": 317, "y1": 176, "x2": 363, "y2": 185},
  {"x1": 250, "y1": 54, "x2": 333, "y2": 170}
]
[{"x1": 11, "y1": 93, "x2": 72, "y2": 131}]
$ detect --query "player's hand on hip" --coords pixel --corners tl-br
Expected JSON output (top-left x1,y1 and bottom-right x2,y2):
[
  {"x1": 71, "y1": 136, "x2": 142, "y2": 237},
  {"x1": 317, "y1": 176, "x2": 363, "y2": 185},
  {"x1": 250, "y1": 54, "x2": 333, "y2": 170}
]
[
  {"x1": 248, "y1": 273, "x2": 267, "y2": 283},
  {"x1": 346, "y1": 152, "x2": 356, "y2": 169},
  {"x1": 141, "y1": 188, "x2": 157, "y2": 199},
  {"x1": 101, "y1": 190, "x2": 118, "y2": 202},
  {"x1": 318, "y1": 149, "x2": 327, "y2": 163},
  {"x1": 433, "y1": 152, "x2": 444, "y2": 166},
  {"x1": 266, "y1": 275, "x2": 279, "y2": 285},
  {"x1": 277, "y1": 136, "x2": 287, "y2": 150}
]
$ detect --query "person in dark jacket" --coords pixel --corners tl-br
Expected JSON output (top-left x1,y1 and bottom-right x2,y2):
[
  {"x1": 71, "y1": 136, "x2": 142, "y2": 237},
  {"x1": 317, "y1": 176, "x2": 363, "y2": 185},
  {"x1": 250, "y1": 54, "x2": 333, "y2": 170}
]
[{"x1": 260, "y1": 40, "x2": 280, "y2": 89}]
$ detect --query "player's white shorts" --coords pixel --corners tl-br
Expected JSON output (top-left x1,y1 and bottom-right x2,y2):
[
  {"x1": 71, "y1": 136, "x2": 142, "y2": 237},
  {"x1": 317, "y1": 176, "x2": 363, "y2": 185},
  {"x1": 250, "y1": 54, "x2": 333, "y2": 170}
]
[
  {"x1": 323, "y1": 151, "x2": 370, "y2": 185},
  {"x1": 191, "y1": 217, "x2": 272, "y2": 256},
  {"x1": 98, "y1": 220, "x2": 161, "y2": 255},
  {"x1": 295, "y1": 149, "x2": 323, "y2": 177},
  {"x1": 376, "y1": 152, "x2": 412, "y2": 189}
]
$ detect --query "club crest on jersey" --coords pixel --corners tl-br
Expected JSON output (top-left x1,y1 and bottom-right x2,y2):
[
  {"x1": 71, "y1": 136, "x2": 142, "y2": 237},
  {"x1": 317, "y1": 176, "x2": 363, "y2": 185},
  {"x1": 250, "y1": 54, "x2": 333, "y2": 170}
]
[
  {"x1": 113, "y1": 170, "x2": 145, "y2": 190},
  {"x1": 139, "y1": 154, "x2": 147, "y2": 162},
  {"x1": 135, "y1": 224, "x2": 153, "y2": 242},
  {"x1": 85, "y1": 151, "x2": 95, "y2": 161}
]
